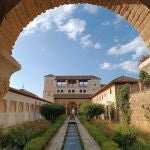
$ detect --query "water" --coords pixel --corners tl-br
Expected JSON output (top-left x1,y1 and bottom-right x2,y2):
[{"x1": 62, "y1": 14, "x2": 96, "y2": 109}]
[{"x1": 63, "y1": 119, "x2": 82, "y2": 150}]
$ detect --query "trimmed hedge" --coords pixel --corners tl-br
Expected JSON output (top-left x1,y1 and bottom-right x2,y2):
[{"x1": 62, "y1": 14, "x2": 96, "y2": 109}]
[
  {"x1": 24, "y1": 115, "x2": 66, "y2": 150},
  {"x1": 78, "y1": 116, "x2": 120, "y2": 150},
  {"x1": 40, "y1": 104, "x2": 65, "y2": 122}
]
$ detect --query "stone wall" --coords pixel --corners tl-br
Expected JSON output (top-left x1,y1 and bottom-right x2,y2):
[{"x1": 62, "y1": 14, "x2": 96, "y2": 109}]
[
  {"x1": 0, "y1": 90, "x2": 48, "y2": 128},
  {"x1": 130, "y1": 90, "x2": 150, "y2": 132}
]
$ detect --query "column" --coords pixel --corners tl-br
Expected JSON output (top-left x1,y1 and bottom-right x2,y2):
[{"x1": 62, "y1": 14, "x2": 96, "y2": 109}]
[
  {"x1": 0, "y1": 50, "x2": 21, "y2": 98},
  {"x1": 76, "y1": 80, "x2": 79, "y2": 88},
  {"x1": 65, "y1": 80, "x2": 68, "y2": 92},
  {"x1": 65, "y1": 102, "x2": 67, "y2": 115}
]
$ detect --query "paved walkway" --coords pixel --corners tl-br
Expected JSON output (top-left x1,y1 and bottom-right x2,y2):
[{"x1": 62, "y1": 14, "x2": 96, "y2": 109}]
[
  {"x1": 45, "y1": 117, "x2": 69, "y2": 150},
  {"x1": 75, "y1": 117, "x2": 101, "y2": 150}
]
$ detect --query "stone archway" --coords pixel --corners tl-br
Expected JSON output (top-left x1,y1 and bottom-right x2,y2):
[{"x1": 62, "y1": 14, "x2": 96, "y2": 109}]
[
  {"x1": 67, "y1": 101, "x2": 77, "y2": 115},
  {"x1": 0, "y1": 0, "x2": 150, "y2": 98}
]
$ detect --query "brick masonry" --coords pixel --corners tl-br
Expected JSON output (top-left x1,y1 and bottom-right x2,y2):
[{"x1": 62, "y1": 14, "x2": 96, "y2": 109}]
[{"x1": 0, "y1": 0, "x2": 150, "y2": 54}]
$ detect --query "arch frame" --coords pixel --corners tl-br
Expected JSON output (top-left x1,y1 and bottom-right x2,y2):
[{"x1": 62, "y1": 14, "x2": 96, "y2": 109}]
[{"x1": 0, "y1": 0, "x2": 150, "y2": 98}]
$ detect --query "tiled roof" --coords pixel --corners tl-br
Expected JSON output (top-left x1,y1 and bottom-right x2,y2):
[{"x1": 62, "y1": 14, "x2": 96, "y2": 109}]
[
  {"x1": 54, "y1": 94, "x2": 92, "y2": 99},
  {"x1": 9, "y1": 87, "x2": 52, "y2": 103},
  {"x1": 93, "y1": 76, "x2": 138, "y2": 97},
  {"x1": 111, "y1": 76, "x2": 138, "y2": 83},
  {"x1": 45, "y1": 74, "x2": 100, "y2": 80}
]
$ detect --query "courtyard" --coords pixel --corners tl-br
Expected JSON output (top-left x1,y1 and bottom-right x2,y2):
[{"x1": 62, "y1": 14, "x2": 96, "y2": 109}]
[{"x1": 0, "y1": 0, "x2": 150, "y2": 150}]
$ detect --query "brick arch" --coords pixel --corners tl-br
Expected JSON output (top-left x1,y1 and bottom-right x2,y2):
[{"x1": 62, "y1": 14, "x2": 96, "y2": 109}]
[
  {"x1": 67, "y1": 101, "x2": 77, "y2": 115},
  {"x1": 0, "y1": 0, "x2": 150, "y2": 99},
  {"x1": 0, "y1": 0, "x2": 150, "y2": 55}
]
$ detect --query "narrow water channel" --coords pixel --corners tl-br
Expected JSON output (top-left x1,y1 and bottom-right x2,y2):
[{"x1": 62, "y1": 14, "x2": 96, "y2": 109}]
[{"x1": 63, "y1": 116, "x2": 82, "y2": 150}]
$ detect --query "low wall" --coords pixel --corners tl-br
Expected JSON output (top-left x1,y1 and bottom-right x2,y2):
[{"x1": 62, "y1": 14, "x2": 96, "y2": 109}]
[{"x1": 130, "y1": 90, "x2": 150, "y2": 132}]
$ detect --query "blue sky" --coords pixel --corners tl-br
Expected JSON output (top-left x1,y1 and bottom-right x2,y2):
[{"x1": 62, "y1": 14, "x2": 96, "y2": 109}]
[{"x1": 10, "y1": 4, "x2": 148, "y2": 97}]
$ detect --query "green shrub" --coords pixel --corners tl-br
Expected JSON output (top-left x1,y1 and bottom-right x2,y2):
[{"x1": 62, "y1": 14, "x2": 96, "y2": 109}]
[
  {"x1": 102, "y1": 141, "x2": 120, "y2": 150},
  {"x1": 40, "y1": 104, "x2": 65, "y2": 122},
  {"x1": 112, "y1": 126, "x2": 138, "y2": 150},
  {"x1": 79, "y1": 116, "x2": 120, "y2": 150},
  {"x1": 79, "y1": 103, "x2": 104, "y2": 120},
  {"x1": 129, "y1": 143, "x2": 150, "y2": 150},
  {"x1": 24, "y1": 115, "x2": 66, "y2": 150},
  {"x1": 0, "y1": 120, "x2": 49, "y2": 149}
]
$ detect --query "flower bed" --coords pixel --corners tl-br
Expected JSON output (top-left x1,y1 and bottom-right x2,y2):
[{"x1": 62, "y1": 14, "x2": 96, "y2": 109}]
[
  {"x1": 24, "y1": 115, "x2": 66, "y2": 150},
  {"x1": 0, "y1": 120, "x2": 49, "y2": 150}
]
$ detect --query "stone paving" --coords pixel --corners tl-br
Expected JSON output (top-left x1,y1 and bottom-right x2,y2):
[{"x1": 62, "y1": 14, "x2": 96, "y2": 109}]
[
  {"x1": 45, "y1": 116, "x2": 100, "y2": 150},
  {"x1": 75, "y1": 117, "x2": 101, "y2": 150},
  {"x1": 45, "y1": 118, "x2": 69, "y2": 150}
]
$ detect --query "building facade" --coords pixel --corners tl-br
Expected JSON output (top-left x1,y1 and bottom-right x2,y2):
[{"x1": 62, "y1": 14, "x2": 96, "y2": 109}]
[
  {"x1": 92, "y1": 76, "x2": 139, "y2": 121},
  {"x1": 43, "y1": 74, "x2": 101, "y2": 114},
  {"x1": 0, "y1": 88, "x2": 50, "y2": 128}
]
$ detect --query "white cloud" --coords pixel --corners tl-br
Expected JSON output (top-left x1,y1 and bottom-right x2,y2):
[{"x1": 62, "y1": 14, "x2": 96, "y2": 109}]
[
  {"x1": 58, "y1": 18, "x2": 86, "y2": 40},
  {"x1": 80, "y1": 34, "x2": 101, "y2": 49},
  {"x1": 100, "y1": 62, "x2": 111, "y2": 69},
  {"x1": 99, "y1": 60, "x2": 139, "y2": 73},
  {"x1": 21, "y1": 4, "x2": 76, "y2": 36},
  {"x1": 80, "y1": 34, "x2": 92, "y2": 48},
  {"x1": 101, "y1": 21, "x2": 110, "y2": 26},
  {"x1": 94, "y1": 43, "x2": 101, "y2": 49},
  {"x1": 83, "y1": 4, "x2": 98, "y2": 14},
  {"x1": 113, "y1": 15, "x2": 123, "y2": 25},
  {"x1": 107, "y1": 36, "x2": 148, "y2": 60},
  {"x1": 113, "y1": 38, "x2": 119, "y2": 43}
]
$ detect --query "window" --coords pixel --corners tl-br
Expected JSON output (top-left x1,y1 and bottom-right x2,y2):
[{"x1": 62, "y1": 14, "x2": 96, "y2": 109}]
[
  {"x1": 79, "y1": 80, "x2": 88, "y2": 87},
  {"x1": 61, "y1": 89, "x2": 63, "y2": 93},
  {"x1": 68, "y1": 80, "x2": 76, "y2": 88},
  {"x1": 57, "y1": 89, "x2": 60, "y2": 93},
  {"x1": 80, "y1": 89, "x2": 82, "y2": 93},
  {"x1": 68, "y1": 89, "x2": 71, "y2": 93},
  {"x1": 72, "y1": 89, "x2": 75, "y2": 93},
  {"x1": 110, "y1": 88, "x2": 112, "y2": 94},
  {"x1": 83, "y1": 89, "x2": 86, "y2": 93},
  {"x1": 94, "y1": 83, "x2": 96, "y2": 86},
  {"x1": 57, "y1": 81, "x2": 66, "y2": 87}
]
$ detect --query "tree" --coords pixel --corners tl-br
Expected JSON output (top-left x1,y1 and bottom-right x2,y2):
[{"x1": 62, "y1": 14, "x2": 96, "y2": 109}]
[
  {"x1": 139, "y1": 71, "x2": 150, "y2": 82},
  {"x1": 40, "y1": 104, "x2": 65, "y2": 122},
  {"x1": 79, "y1": 103, "x2": 104, "y2": 120}
]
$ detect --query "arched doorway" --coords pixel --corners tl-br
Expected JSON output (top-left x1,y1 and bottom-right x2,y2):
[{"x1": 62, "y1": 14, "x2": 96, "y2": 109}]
[
  {"x1": 67, "y1": 101, "x2": 77, "y2": 115},
  {"x1": 0, "y1": 0, "x2": 150, "y2": 98}
]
